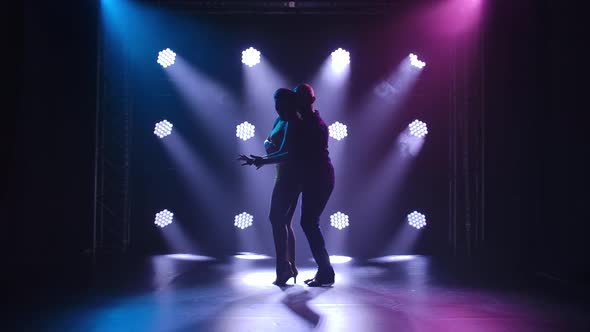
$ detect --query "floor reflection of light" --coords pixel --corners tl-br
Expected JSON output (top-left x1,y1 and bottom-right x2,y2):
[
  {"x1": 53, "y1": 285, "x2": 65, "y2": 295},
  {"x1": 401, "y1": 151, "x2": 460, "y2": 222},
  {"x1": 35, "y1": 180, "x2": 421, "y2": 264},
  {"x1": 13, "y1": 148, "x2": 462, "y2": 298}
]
[
  {"x1": 308, "y1": 255, "x2": 352, "y2": 264},
  {"x1": 234, "y1": 252, "x2": 272, "y2": 260},
  {"x1": 330, "y1": 255, "x2": 353, "y2": 264},
  {"x1": 165, "y1": 254, "x2": 215, "y2": 261},
  {"x1": 239, "y1": 270, "x2": 277, "y2": 287},
  {"x1": 368, "y1": 255, "x2": 418, "y2": 263}
]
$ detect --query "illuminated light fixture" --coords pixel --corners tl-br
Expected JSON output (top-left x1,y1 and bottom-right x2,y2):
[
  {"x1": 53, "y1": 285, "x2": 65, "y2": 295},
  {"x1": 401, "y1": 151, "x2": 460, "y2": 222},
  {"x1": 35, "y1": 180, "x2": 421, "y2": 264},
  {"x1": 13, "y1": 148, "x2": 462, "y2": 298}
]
[
  {"x1": 155, "y1": 209, "x2": 174, "y2": 228},
  {"x1": 154, "y1": 120, "x2": 173, "y2": 138},
  {"x1": 328, "y1": 121, "x2": 348, "y2": 141},
  {"x1": 331, "y1": 48, "x2": 350, "y2": 72},
  {"x1": 408, "y1": 120, "x2": 428, "y2": 138},
  {"x1": 407, "y1": 211, "x2": 427, "y2": 229},
  {"x1": 409, "y1": 53, "x2": 426, "y2": 69},
  {"x1": 330, "y1": 211, "x2": 350, "y2": 230},
  {"x1": 236, "y1": 121, "x2": 256, "y2": 141},
  {"x1": 234, "y1": 212, "x2": 254, "y2": 229},
  {"x1": 242, "y1": 47, "x2": 261, "y2": 67},
  {"x1": 157, "y1": 48, "x2": 176, "y2": 68}
]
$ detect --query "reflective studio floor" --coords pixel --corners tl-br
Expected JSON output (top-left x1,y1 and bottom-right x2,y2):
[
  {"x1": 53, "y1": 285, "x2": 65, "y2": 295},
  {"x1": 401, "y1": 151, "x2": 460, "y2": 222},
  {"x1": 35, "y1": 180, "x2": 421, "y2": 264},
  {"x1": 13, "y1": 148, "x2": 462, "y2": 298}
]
[{"x1": 11, "y1": 254, "x2": 590, "y2": 332}]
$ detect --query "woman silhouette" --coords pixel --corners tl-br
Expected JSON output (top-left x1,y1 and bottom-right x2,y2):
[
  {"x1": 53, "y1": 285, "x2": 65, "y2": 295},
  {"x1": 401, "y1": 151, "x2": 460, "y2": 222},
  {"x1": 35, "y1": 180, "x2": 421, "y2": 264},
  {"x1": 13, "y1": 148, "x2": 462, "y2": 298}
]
[{"x1": 239, "y1": 85, "x2": 335, "y2": 287}]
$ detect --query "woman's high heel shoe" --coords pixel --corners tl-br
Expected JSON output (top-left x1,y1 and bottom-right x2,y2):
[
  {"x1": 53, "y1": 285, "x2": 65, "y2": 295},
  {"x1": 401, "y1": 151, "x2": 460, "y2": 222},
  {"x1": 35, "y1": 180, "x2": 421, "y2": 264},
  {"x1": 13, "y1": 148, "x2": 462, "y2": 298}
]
[
  {"x1": 292, "y1": 265, "x2": 299, "y2": 284},
  {"x1": 272, "y1": 270, "x2": 296, "y2": 286}
]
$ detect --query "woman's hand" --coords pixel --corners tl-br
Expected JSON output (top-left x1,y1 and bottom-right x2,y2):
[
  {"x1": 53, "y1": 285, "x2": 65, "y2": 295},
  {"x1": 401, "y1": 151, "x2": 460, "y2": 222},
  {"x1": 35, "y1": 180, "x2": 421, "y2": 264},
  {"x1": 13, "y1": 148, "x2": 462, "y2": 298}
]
[
  {"x1": 238, "y1": 154, "x2": 254, "y2": 166},
  {"x1": 250, "y1": 155, "x2": 264, "y2": 169},
  {"x1": 237, "y1": 154, "x2": 264, "y2": 169}
]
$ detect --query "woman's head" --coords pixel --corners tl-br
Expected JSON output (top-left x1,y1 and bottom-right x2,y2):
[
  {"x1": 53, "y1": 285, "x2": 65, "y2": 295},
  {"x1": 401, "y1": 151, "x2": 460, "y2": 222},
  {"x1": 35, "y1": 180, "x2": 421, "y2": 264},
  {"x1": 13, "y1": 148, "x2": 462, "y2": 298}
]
[{"x1": 274, "y1": 88, "x2": 297, "y2": 120}]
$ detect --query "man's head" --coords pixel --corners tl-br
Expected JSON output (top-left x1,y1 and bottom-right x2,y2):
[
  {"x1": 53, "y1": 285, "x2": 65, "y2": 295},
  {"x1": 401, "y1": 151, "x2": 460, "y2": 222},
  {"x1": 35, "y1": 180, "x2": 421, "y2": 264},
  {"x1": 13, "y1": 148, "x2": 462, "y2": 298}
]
[
  {"x1": 273, "y1": 88, "x2": 297, "y2": 120},
  {"x1": 293, "y1": 83, "x2": 316, "y2": 108}
]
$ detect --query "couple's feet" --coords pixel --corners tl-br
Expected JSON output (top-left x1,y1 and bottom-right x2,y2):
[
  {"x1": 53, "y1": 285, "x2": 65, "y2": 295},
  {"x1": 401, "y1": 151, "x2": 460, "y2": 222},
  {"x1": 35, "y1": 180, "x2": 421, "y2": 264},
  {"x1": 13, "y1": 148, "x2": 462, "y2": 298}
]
[{"x1": 273, "y1": 265, "x2": 334, "y2": 287}]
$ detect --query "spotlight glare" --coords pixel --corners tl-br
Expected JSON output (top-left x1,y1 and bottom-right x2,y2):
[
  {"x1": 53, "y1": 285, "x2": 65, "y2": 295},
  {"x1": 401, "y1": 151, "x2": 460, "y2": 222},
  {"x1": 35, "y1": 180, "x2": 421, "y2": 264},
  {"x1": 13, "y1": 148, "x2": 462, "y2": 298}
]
[
  {"x1": 154, "y1": 120, "x2": 173, "y2": 138},
  {"x1": 234, "y1": 212, "x2": 254, "y2": 230},
  {"x1": 154, "y1": 209, "x2": 174, "y2": 228},
  {"x1": 242, "y1": 47, "x2": 261, "y2": 67},
  {"x1": 330, "y1": 211, "x2": 350, "y2": 230},
  {"x1": 165, "y1": 254, "x2": 215, "y2": 261},
  {"x1": 329, "y1": 255, "x2": 353, "y2": 264},
  {"x1": 236, "y1": 121, "x2": 256, "y2": 141},
  {"x1": 328, "y1": 121, "x2": 348, "y2": 141},
  {"x1": 368, "y1": 255, "x2": 418, "y2": 263},
  {"x1": 407, "y1": 211, "x2": 427, "y2": 229},
  {"x1": 311, "y1": 255, "x2": 352, "y2": 264},
  {"x1": 234, "y1": 252, "x2": 270, "y2": 260},
  {"x1": 409, "y1": 53, "x2": 426, "y2": 69},
  {"x1": 331, "y1": 48, "x2": 350, "y2": 72},
  {"x1": 408, "y1": 120, "x2": 428, "y2": 138},
  {"x1": 157, "y1": 48, "x2": 176, "y2": 68}
]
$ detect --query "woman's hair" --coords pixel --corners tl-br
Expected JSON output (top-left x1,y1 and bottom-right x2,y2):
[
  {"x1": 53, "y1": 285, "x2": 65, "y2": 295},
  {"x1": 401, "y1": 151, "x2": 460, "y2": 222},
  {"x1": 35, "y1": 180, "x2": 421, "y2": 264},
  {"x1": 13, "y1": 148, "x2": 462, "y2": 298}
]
[{"x1": 274, "y1": 88, "x2": 297, "y2": 104}]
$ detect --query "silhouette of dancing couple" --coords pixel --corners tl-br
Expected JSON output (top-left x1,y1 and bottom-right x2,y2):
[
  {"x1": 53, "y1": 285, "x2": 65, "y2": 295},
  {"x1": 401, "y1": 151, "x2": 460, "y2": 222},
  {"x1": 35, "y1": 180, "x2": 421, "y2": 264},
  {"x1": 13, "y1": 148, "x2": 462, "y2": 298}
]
[{"x1": 238, "y1": 84, "x2": 335, "y2": 287}]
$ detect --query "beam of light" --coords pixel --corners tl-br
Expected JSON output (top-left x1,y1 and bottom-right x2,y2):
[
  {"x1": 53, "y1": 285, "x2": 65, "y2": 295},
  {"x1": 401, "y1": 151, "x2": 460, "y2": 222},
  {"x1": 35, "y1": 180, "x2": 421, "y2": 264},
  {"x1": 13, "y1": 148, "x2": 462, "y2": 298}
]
[
  {"x1": 409, "y1": 53, "x2": 426, "y2": 69},
  {"x1": 350, "y1": 126, "x2": 427, "y2": 256},
  {"x1": 153, "y1": 120, "x2": 173, "y2": 138},
  {"x1": 236, "y1": 121, "x2": 256, "y2": 141},
  {"x1": 347, "y1": 55, "x2": 425, "y2": 167},
  {"x1": 371, "y1": 55, "x2": 422, "y2": 104},
  {"x1": 157, "y1": 48, "x2": 176, "y2": 68},
  {"x1": 154, "y1": 209, "x2": 174, "y2": 228},
  {"x1": 331, "y1": 48, "x2": 350, "y2": 73},
  {"x1": 362, "y1": 128, "x2": 427, "y2": 204},
  {"x1": 151, "y1": 254, "x2": 215, "y2": 291},
  {"x1": 407, "y1": 211, "x2": 427, "y2": 229},
  {"x1": 156, "y1": 131, "x2": 239, "y2": 256},
  {"x1": 310, "y1": 49, "x2": 351, "y2": 112},
  {"x1": 234, "y1": 212, "x2": 254, "y2": 230},
  {"x1": 385, "y1": 216, "x2": 425, "y2": 255},
  {"x1": 158, "y1": 219, "x2": 201, "y2": 254},
  {"x1": 418, "y1": 0, "x2": 484, "y2": 40},
  {"x1": 328, "y1": 121, "x2": 348, "y2": 141},
  {"x1": 242, "y1": 47, "x2": 261, "y2": 67},
  {"x1": 330, "y1": 211, "x2": 350, "y2": 230},
  {"x1": 101, "y1": 0, "x2": 186, "y2": 63},
  {"x1": 163, "y1": 56, "x2": 240, "y2": 146},
  {"x1": 241, "y1": 54, "x2": 290, "y2": 120}
]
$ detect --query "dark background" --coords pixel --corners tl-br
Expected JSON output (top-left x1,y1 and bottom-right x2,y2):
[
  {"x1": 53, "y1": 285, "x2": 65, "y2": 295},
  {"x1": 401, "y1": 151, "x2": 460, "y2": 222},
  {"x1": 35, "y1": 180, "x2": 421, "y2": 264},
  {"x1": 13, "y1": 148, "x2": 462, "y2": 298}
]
[{"x1": 11, "y1": 0, "x2": 588, "y2": 286}]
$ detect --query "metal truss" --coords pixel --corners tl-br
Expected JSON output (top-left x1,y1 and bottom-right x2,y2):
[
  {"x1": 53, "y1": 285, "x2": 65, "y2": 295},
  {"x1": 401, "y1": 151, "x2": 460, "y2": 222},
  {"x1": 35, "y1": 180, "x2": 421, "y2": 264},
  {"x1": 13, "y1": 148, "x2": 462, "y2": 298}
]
[{"x1": 92, "y1": 23, "x2": 132, "y2": 254}]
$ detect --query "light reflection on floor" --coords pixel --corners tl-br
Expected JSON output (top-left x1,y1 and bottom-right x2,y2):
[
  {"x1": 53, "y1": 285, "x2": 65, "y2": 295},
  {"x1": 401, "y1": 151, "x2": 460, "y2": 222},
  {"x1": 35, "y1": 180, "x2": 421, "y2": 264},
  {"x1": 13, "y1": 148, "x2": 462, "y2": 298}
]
[{"x1": 26, "y1": 255, "x2": 589, "y2": 332}]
